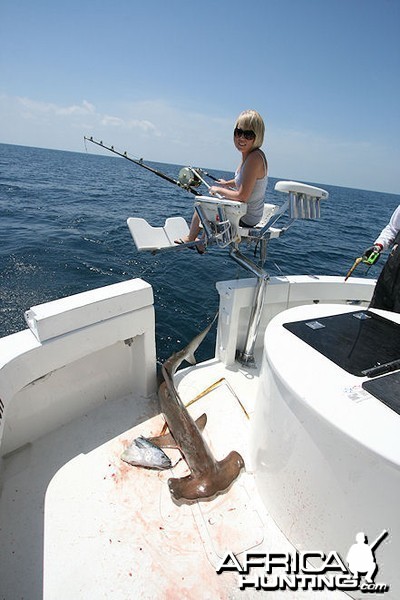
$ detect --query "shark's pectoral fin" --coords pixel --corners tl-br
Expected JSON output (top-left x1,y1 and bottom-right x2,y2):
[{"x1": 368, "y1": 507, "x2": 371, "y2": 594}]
[
  {"x1": 148, "y1": 430, "x2": 177, "y2": 449},
  {"x1": 149, "y1": 413, "x2": 207, "y2": 449}
]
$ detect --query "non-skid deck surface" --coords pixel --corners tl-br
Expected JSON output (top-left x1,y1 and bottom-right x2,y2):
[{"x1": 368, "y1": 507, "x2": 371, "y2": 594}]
[
  {"x1": 284, "y1": 310, "x2": 400, "y2": 376},
  {"x1": 363, "y1": 370, "x2": 400, "y2": 416}
]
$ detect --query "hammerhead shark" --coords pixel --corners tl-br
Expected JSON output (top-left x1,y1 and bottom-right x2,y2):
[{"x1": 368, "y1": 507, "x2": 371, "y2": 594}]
[{"x1": 152, "y1": 316, "x2": 245, "y2": 503}]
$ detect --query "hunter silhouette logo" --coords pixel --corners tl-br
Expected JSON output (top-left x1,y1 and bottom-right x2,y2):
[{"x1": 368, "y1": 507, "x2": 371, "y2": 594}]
[{"x1": 346, "y1": 530, "x2": 388, "y2": 584}]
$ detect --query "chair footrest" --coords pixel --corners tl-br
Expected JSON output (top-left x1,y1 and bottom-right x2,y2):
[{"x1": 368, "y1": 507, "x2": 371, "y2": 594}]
[{"x1": 127, "y1": 217, "x2": 189, "y2": 251}]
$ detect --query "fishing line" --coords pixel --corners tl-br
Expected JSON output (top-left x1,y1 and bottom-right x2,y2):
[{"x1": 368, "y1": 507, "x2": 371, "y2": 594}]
[{"x1": 272, "y1": 260, "x2": 285, "y2": 276}]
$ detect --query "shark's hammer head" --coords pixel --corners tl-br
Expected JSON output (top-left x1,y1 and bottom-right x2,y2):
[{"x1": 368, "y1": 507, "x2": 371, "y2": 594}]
[{"x1": 167, "y1": 450, "x2": 245, "y2": 504}]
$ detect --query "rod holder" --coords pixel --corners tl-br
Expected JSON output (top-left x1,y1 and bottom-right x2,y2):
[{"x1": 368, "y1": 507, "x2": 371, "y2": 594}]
[
  {"x1": 289, "y1": 192, "x2": 321, "y2": 219},
  {"x1": 275, "y1": 180, "x2": 328, "y2": 220}
]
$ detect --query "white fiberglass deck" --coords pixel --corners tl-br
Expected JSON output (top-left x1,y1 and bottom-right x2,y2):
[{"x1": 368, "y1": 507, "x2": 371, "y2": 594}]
[{"x1": 0, "y1": 356, "x2": 346, "y2": 600}]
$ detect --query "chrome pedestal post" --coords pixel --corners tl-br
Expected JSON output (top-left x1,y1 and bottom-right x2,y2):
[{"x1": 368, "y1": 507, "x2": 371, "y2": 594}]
[
  {"x1": 237, "y1": 274, "x2": 269, "y2": 367},
  {"x1": 229, "y1": 247, "x2": 270, "y2": 368}
]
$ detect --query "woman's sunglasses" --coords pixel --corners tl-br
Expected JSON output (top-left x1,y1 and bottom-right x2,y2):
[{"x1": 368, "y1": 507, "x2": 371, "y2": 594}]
[{"x1": 234, "y1": 127, "x2": 256, "y2": 140}]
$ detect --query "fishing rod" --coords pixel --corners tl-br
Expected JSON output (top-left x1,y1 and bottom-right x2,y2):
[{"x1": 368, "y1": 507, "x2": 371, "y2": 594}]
[
  {"x1": 84, "y1": 136, "x2": 214, "y2": 196},
  {"x1": 344, "y1": 246, "x2": 381, "y2": 281},
  {"x1": 194, "y1": 167, "x2": 219, "y2": 183}
]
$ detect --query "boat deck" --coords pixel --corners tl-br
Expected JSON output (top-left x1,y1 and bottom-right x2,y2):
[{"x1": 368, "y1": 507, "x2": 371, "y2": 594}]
[{"x1": 0, "y1": 356, "x2": 346, "y2": 599}]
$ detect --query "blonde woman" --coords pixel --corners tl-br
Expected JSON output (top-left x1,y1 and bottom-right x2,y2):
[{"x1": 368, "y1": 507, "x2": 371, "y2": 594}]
[{"x1": 176, "y1": 109, "x2": 268, "y2": 250}]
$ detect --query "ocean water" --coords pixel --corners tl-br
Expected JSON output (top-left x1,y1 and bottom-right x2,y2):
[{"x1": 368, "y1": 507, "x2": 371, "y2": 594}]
[{"x1": 0, "y1": 142, "x2": 399, "y2": 362}]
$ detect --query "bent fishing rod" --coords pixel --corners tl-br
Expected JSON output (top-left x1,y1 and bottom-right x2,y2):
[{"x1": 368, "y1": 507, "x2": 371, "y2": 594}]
[{"x1": 84, "y1": 136, "x2": 218, "y2": 195}]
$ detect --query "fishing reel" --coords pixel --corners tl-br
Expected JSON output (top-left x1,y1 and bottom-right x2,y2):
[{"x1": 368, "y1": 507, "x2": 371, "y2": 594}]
[{"x1": 178, "y1": 167, "x2": 202, "y2": 189}]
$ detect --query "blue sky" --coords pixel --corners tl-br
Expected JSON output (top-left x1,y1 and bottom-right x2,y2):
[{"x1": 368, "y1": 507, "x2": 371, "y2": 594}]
[{"x1": 0, "y1": 0, "x2": 399, "y2": 193}]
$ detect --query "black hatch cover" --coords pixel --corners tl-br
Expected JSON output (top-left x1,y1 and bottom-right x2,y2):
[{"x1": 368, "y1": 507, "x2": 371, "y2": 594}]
[
  {"x1": 362, "y1": 372, "x2": 400, "y2": 416},
  {"x1": 283, "y1": 310, "x2": 400, "y2": 377}
]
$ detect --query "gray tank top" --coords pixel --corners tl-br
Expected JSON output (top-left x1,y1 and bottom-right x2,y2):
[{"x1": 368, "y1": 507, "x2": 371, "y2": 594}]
[{"x1": 234, "y1": 150, "x2": 268, "y2": 226}]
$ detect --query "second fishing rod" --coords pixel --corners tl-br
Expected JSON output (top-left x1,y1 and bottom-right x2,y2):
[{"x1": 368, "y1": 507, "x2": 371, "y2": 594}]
[{"x1": 84, "y1": 136, "x2": 219, "y2": 196}]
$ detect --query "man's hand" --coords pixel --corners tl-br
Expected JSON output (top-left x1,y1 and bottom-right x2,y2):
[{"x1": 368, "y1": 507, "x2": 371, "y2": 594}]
[{"x1": 362, "y1": 244, "x2": 383, "y2": 265}]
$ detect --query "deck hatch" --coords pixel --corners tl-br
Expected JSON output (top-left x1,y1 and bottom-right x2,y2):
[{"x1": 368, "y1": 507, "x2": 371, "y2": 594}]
[
  {"x1": 283, "y1": 310, "x2": 400, "y2": 377},
  {"x1": 362, "y1": 372, "x2": 400, "y2": 415}
]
